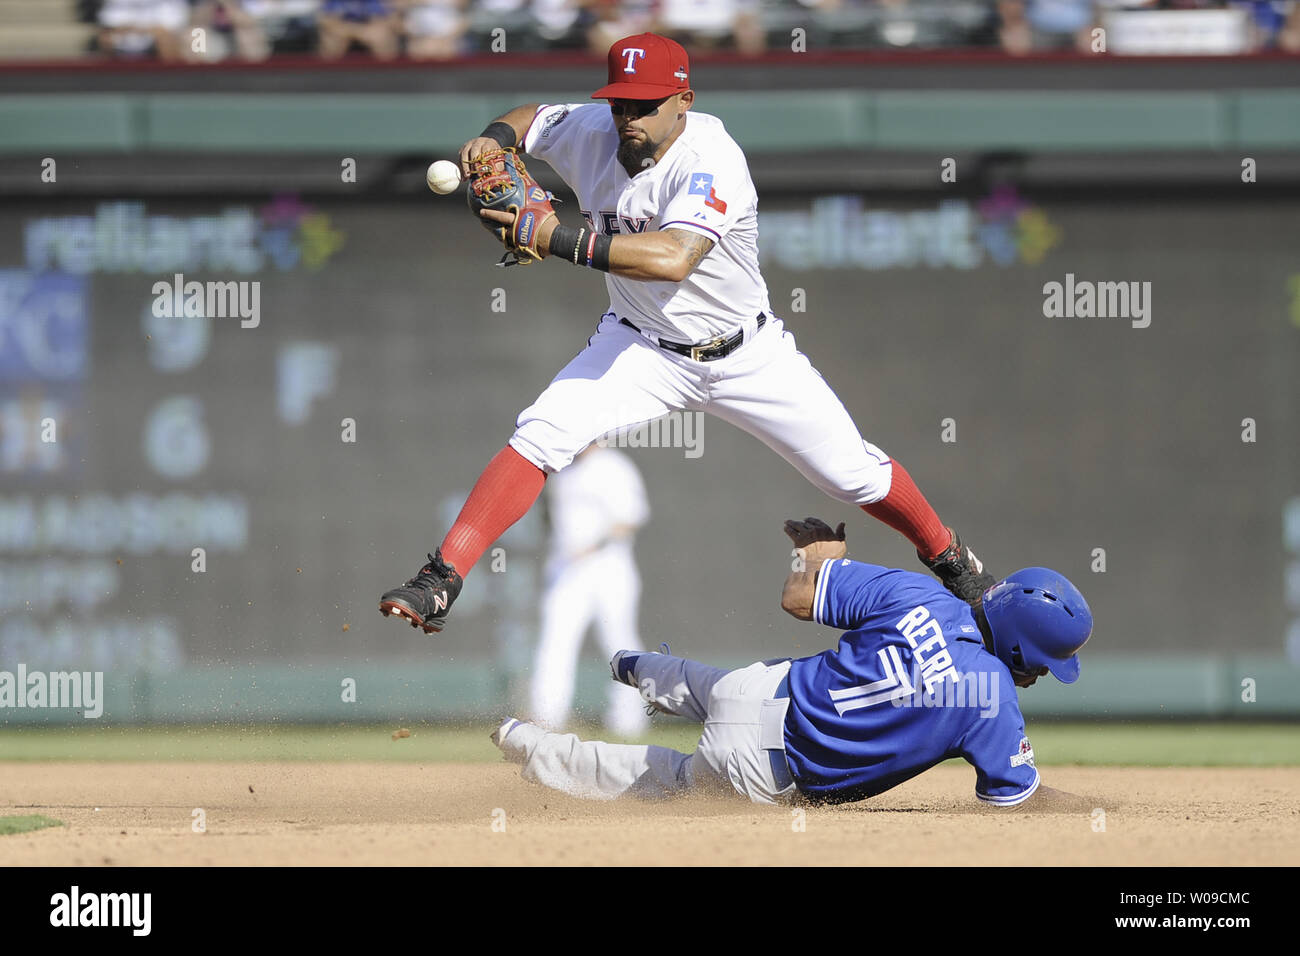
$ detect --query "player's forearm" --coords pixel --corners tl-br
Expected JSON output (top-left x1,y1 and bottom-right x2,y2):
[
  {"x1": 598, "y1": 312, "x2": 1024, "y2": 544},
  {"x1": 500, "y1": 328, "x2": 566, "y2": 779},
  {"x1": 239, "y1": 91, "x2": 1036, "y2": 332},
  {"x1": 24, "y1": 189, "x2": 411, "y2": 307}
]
[
  {"x1": 781, "y1": 562, "x2": 826, "y2": 621},
  {"x1": 540, "y1": 225, "x2": 683, "y2": 278},
  {"x1": 488, "y1": 104, "x2": 544, "y2": 148},
  {"x1": 541, "y1": 225, "x2": 705, "y2": 280},
  {"x1": 604, "y1": 232, "x2": 692, "y2": 282},
  {"x1": 780, "y1": 520, "x2": 848, "y2": 622}
]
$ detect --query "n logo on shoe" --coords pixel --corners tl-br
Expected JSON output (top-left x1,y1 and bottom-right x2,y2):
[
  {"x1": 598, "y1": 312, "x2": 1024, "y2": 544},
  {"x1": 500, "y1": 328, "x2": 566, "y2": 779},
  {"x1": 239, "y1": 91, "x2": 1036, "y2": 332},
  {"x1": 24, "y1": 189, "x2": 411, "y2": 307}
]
[{"x1": 432, "y1": 591, "x2": 447, "y2": 613}]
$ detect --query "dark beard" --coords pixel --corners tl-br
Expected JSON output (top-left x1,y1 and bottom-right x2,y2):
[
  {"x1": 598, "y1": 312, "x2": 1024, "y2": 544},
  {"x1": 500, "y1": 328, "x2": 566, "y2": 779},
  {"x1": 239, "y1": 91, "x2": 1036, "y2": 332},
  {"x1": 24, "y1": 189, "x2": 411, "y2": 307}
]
[{"x1": 617, "y1": 136, "x2": 658, "y2": 173}]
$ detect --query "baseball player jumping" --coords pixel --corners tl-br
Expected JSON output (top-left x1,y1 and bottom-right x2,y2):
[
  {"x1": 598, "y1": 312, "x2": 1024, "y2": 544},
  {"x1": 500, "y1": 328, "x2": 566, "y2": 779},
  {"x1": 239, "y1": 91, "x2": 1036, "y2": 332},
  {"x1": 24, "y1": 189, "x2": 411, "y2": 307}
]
[
  {"x1": 380, "y1": 32, "x2": 996, "y2": 635},
  {"x1": 490, "y1": 517, "x2": 1094, "y2": 809}
]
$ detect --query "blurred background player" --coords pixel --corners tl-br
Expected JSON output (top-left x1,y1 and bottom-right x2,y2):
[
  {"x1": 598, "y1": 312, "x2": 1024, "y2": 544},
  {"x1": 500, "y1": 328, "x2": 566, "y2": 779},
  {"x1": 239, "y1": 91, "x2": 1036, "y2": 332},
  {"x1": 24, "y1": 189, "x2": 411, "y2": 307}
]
[
  {"x1": 529, "y1": 442, "x2": 650, "y2": 737},
  {"x1": 492, "y1": 517, "x2": 1094, "y2": 808}
]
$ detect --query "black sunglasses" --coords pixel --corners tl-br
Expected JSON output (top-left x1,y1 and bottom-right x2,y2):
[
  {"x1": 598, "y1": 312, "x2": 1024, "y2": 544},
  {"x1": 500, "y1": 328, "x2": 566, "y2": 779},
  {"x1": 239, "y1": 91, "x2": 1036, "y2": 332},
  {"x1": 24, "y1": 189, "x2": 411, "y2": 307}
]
[{"x1": 609, "y1": 97, "x2": 673, "y2": 119}]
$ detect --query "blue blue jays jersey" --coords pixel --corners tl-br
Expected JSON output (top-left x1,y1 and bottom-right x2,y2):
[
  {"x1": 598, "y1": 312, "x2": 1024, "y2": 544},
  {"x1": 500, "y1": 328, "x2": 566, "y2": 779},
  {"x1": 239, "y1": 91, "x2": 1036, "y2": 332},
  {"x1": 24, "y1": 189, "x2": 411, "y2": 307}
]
[{"x1": 783, "y1": 559, "x2": 1039, "y2": 806}]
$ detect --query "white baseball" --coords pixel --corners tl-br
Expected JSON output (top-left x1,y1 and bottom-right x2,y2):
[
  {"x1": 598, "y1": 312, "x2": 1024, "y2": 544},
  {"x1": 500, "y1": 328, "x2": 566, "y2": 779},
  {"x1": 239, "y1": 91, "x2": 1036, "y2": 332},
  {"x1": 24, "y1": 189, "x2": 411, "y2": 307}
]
[{"x1": 426, "y1": 160, "x2": 461, "y2": 195}]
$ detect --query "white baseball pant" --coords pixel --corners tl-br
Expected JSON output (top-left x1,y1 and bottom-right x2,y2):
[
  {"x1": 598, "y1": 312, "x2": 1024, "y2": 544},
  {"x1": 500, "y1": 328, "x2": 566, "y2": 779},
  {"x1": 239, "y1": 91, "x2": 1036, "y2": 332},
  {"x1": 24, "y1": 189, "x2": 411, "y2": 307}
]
[
  {"x1": 507, "y1": 315, "x2": 894, "y2": 503},
  {"x1": 497, "y1": 652, "x2": 797, "y2": 805},
  {"x1": 529, "y1": 547, "x2": 648, "y2": 736}
]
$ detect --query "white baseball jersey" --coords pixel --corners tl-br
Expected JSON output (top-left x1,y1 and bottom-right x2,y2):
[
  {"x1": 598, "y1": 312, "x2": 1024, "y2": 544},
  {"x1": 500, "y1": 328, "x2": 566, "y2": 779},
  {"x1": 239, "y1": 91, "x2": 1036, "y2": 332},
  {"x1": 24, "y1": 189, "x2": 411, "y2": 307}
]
[
  {"x1": 522, "y1": 103, "x2": 772, "y2": 344},
  {"x1": 546, "y1": 445, "x2": 649, "y2": 569}
]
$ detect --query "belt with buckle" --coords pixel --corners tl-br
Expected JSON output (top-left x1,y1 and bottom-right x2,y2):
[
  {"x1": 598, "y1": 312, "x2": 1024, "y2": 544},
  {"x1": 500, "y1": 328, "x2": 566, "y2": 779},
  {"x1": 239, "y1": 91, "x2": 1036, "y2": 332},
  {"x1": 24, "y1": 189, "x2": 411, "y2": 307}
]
[{"x1": 619, "y1": 313, "x2": 766, "y2": 362}]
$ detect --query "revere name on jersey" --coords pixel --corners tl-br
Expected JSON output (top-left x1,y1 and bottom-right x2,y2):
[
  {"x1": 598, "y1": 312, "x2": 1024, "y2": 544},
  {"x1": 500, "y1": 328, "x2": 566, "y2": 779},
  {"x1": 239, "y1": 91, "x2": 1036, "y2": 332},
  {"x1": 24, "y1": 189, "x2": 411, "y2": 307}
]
[
  {"x1": 783, "y1": 559, "x2": 1040, "y2": 806},
  {"x1": 522, "y1": 102, "x2": 772, "y2": 344}
]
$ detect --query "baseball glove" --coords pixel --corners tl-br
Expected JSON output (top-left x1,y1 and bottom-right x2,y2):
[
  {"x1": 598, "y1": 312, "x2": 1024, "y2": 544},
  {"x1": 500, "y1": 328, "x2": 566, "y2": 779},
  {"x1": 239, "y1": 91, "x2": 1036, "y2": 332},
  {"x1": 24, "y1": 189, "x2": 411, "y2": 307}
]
[{"x1": 465, "y1": 147, "x2": 558, "y2": 266}]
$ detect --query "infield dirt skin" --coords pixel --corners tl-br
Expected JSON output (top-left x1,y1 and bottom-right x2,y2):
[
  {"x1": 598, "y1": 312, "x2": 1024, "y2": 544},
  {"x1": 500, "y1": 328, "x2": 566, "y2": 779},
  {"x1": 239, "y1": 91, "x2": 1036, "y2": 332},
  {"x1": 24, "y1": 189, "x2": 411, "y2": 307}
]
[{"x1": 1, "y1": 764, "x2": 1296, "y2": 866}]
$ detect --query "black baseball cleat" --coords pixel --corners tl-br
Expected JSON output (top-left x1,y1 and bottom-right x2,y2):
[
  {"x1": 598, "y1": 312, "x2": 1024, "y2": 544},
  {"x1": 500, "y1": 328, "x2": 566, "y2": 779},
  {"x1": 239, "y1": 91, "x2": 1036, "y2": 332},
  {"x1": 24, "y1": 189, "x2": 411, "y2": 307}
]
[
  {"x1": 921, "y1": 529, "x2": 997, "y2": 607},
  {"x1": 379, "y1": 550, "x2": 463, "y2": 634}
]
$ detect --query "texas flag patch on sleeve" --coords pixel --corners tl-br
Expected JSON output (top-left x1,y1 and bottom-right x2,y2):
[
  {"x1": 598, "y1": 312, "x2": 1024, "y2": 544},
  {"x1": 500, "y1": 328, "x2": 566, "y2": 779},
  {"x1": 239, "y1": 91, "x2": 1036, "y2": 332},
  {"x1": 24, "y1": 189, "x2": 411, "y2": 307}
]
[{"x1": 688, "y1": 172, "x2": 727, "y2": 214}]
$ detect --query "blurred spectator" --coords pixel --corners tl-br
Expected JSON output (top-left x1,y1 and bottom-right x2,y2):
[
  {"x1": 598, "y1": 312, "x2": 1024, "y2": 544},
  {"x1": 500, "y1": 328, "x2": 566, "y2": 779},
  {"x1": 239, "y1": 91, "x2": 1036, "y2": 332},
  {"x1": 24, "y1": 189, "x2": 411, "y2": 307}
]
[
  {"x1": 999, "y1": 0, "x2": 1098, "y2": 53},
  {"x1": 75, "y1": 0, "x2": 1299, "y2": 61},
  {"x1": 98, "y1": 0, "x2": 189, "y2": 60},
  {"x1": 780, "y1": 0, "x2": 995, "y2": 52},
  {"x1": 402, "y1": 0, "x2": 469, "y2": 58},
  {"x1": 318, "y1": 0, "x2": 400, "y2": 58},
  {"x1": 874, "y1": 0, "x2": 1000, "y2": 49},
  {"x1": 784, "y1": 0, "x2": 874, "y2": 50},
  {"x1": 461, "y1": 0, "x2": 585, "y2": 52},
  {"x1": 202, "y1": 1, "x2": 319, "y2": 59},
  {"x1": 531, "y1": 0, "x2": 586, "y2": 48},
  {"x1": 658, "y1": 0, "x2": 767, "y2": 53},
  {"x1": 464, "y1": 0, "x2": 525, "y2": 50},
  {"x1": 586, "y1": 0, "x2": 657, "y2": 54},
  {"x1": 1230, "y1": 0, "x2": 1300, "y2": 51},
  {"x1": 1281, "y1": 2, "x2": 1300, "y2": 50}
]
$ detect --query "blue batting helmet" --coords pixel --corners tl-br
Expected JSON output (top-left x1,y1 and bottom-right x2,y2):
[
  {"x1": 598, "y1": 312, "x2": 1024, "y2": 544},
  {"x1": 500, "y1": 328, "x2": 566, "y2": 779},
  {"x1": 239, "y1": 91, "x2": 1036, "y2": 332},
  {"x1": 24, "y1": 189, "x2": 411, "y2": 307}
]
[{"x1": 982, "y1": 568, "x2": 1093, "y2": 684}]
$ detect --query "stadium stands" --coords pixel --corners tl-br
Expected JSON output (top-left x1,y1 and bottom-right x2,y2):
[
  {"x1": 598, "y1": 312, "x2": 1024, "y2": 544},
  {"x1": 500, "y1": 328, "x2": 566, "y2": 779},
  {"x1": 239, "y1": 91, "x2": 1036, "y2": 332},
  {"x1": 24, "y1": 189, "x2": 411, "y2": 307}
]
[
  {"x1": 0, "y1": 0, "x2": 95, "y2": 59},
  {"x1": 0, "y1": 1, "x2": 1293, "y2": 65}
]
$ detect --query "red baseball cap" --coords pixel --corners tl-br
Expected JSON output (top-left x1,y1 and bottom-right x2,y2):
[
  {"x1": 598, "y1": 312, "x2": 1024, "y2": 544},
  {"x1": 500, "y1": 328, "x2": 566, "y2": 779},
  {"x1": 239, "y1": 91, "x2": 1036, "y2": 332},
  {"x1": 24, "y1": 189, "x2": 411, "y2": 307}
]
[{"x1": 591, "y1": 33, "x2": 691, "y2": 100}]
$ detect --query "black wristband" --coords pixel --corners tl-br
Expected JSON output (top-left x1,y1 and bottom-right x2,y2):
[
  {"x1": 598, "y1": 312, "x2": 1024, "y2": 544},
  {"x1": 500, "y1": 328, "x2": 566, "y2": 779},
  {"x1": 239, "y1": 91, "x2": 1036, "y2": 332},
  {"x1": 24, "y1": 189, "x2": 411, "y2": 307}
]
[
  {"x1": 480, "y1": 121, "x2": 517, "y2": 150},
  {"x1": 590, "y1": 234, "x2": 613, "y2": 272},
  {"x1": 547, "y1": 226, "x2": 611, "y2": 270},
  {"x1": 549, "y1": 225, "x2": 584, "y2": 264}
]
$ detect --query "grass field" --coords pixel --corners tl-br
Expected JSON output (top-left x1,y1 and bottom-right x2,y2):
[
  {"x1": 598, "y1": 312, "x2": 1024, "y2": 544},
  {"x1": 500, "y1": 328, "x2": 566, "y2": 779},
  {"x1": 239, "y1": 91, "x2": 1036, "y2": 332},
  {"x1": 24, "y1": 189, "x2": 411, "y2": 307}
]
[
  {"x1": 0, "y1": 721, "x2": 1296, "y2": 765},
  {"x1": 0, "y1": 815, "x2": 61, "y2": 836}
]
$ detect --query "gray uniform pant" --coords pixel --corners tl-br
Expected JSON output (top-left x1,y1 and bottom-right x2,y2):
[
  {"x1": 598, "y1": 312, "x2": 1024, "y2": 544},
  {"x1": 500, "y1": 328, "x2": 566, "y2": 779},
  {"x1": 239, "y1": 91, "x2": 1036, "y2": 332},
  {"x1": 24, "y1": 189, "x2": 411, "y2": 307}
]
[{"x1": 497, "y1": 653, "x2": 798, "y2": 806}]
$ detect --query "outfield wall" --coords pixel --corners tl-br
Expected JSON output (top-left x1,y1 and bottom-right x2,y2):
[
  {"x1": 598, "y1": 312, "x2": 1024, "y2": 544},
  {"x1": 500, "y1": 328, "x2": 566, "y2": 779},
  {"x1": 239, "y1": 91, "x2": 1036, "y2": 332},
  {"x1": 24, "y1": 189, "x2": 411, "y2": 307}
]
[
  {"x1": 0, "y1": 189, "x2": 1296, "y2": 722},
  {"x1": 2, "y1": 88, "x2": 1299, "y2": 154},
  {"x1": 1, "y1": 56, "x2": 1297, "y2": 723},
  {"x1": 2, "y1": 655, "x2": 1300, "y2": 725}
]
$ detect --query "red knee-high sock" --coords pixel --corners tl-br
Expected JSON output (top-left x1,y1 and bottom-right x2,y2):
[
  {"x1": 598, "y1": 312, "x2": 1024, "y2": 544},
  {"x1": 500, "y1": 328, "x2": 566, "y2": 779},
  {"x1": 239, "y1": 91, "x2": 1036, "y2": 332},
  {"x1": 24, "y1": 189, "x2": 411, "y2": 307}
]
[
  {"x1": 860, "y1": 460, "x2": 952, "y2": 560},
  {"x1": 440, "y1": 446, "x2": 546, "y2": 575}
]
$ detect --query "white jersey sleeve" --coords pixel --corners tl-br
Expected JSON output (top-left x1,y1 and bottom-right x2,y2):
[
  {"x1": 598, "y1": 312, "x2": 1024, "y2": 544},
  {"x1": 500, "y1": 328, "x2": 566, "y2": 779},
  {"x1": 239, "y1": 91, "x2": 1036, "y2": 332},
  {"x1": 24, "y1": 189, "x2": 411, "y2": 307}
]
[
  {"x1": 522, "y1": 103, "x2": 610, "y2": 187},
  {"x1": 656, "y1": 138, "x2": 754, "y2": 245}
]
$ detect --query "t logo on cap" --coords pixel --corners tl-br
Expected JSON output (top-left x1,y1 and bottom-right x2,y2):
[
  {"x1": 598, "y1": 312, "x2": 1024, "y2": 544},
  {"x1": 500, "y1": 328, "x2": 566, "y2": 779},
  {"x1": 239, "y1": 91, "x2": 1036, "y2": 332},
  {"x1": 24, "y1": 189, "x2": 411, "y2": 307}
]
[
  {"x1": 622, "y1": 48, "x2": 646, "y2": 73},
  {"x1": 592, "y1": 33, "x2": 691, "y2": 101}
]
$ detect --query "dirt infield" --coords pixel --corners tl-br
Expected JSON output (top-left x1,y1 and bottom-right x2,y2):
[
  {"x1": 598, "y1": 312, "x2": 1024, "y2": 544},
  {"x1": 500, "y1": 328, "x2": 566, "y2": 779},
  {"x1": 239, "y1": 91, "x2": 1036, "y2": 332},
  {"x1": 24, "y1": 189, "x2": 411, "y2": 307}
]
[{"x1": 2, "y1": 763, "x2": 1296, "y2": 866}]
